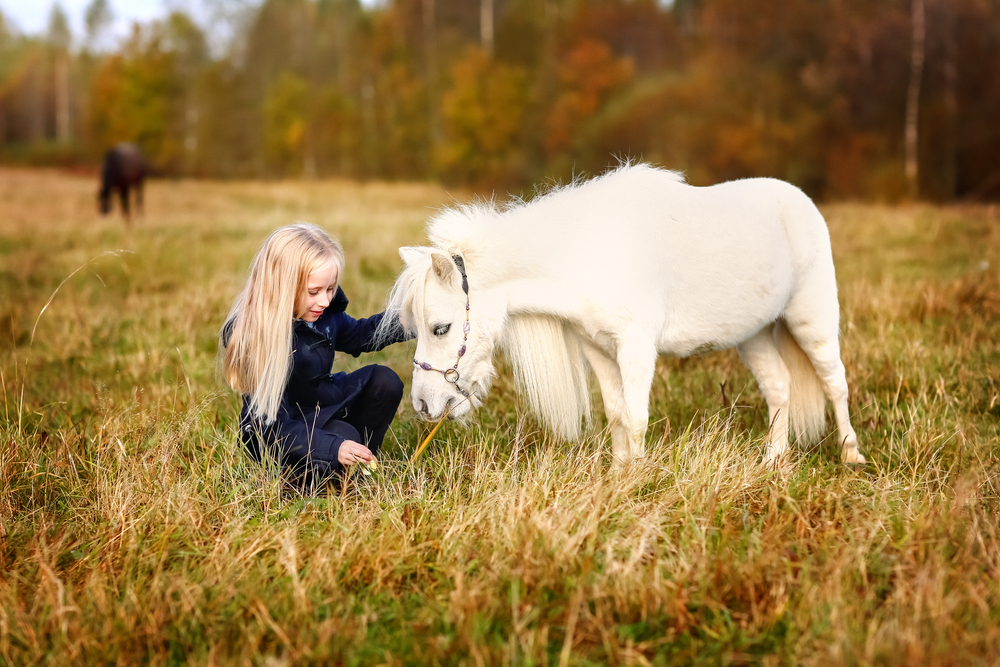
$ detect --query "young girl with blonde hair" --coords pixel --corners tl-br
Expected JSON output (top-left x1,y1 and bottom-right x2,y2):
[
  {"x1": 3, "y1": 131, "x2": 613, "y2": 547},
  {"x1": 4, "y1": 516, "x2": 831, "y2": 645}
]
[{"x1": 221, "y1": 223, "x2": 410, "y2": 486}]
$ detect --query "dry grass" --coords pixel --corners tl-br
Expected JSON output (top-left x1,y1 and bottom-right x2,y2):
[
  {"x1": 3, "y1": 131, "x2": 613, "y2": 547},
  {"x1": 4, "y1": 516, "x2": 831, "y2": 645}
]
[{"x1": 1, "y1": 168, "x2": 998, "y2": 665}]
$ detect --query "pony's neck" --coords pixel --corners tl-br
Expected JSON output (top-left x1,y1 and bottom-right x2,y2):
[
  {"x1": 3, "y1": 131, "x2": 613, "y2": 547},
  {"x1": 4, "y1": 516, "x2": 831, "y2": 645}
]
[
  {"x1": 436, "y1": 201, "x2": 576, "y2": 332},
  {"x1": 469, "y1": 249, "x2": 569, "y2": 337}
]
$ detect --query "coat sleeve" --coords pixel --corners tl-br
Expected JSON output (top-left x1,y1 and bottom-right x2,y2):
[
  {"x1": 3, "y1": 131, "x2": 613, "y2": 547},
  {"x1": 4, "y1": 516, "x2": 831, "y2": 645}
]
[
  {"x1": 242, "y1": 401, "x2": 348, "y2": 477},
  {"x1": 276, "y1": 408, "x2": 348, "y2": 476},
  {"x1": 330, "y1": 310, "x2": 412, "y2": 356}
]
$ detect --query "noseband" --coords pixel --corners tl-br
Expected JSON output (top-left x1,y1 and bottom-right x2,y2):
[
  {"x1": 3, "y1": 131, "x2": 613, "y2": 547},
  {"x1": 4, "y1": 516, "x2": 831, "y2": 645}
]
[{"x1": 413, "y1": 255, "x2": 472, "y2": 399}]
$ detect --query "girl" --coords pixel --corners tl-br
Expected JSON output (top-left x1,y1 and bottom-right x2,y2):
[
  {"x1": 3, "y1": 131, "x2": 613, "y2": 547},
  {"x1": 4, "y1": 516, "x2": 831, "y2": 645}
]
[{"x1": 220, "y1": 223, "x2": 411, "y2": 487}]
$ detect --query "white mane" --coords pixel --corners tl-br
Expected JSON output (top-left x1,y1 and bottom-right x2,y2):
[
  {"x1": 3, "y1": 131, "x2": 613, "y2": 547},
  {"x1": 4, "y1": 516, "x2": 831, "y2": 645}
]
[{"x1": 427, "y1": 162, "x2": 685, "y2": 261}]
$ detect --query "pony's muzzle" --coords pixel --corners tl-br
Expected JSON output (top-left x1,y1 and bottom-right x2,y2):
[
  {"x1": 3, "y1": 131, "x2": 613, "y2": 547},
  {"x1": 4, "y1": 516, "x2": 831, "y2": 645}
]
[{"x1": 415, "y1": 396, "x2": 456, "y2": 421}]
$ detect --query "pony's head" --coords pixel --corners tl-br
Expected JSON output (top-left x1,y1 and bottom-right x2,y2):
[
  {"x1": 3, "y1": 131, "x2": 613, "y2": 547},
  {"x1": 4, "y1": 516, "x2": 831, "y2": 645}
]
[{"x1": 384, "y1": 246, "x2": 495, "y2": 423}]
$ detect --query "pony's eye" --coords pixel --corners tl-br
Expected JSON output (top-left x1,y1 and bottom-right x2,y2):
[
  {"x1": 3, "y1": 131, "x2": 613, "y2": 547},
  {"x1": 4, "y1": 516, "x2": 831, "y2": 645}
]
[{"x1": 433, "y1": 323, "x2": 451, "y2": 336}]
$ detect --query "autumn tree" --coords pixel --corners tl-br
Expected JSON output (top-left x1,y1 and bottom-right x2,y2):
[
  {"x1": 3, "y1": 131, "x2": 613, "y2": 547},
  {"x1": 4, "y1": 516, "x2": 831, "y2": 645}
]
[
  {"x1": 437, "y1": 45, "x2": 528, "y2": 186},
  {"x1": 544, "y1": 38, "x2": 633, "y2": 174}
]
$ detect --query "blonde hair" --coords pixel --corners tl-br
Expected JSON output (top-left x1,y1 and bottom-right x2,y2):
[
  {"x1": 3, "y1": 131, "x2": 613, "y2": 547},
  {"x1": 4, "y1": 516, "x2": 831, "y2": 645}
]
[{"x1": 221, "y1": 223, "x2": 345, "y2": 424}]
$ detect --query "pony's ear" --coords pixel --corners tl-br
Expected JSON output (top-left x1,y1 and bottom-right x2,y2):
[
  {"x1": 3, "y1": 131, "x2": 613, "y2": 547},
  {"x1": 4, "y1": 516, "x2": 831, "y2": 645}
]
[
  {"x1": 431, "y1": 251, "x2": 456, "y2": 284},
  {"x1": 399, "y1": 246, "x2": 429, "y2": 266}
]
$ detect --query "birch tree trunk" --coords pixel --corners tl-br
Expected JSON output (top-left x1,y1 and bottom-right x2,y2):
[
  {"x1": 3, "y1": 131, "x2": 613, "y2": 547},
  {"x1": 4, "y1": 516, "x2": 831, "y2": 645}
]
[
  {"x1": 424, "y1": 0, "x2": 440, "y2": 158},
  {"x1": 943, "y1": 0, "x2": 957, "y2": 200},
  {"x1": 481, "y1": 0, "x2": 494, "y2": 57},
  {"x1": 29, "y1": 63, "x2": 45, "y2": 144},
  {"x1": 55, "y1": 53, "x2": 71, "y2": 143},
  {"x1": 905, "y1": 0, "x2": 925, "y2": 200}
]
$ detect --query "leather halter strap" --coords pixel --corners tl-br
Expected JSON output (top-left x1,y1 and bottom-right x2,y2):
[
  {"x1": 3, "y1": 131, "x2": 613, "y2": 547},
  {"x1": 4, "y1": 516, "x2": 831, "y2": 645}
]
[
  {"x1": 412, "y1": 254, "x2": 472, "y2": 399},
  {"x1": 452, "y1": 254, "x2": 469, "y2": 295}
]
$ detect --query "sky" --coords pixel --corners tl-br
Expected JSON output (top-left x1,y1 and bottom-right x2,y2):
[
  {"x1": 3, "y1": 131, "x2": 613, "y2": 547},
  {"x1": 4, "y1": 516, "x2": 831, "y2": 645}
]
[
  {"x1": 0, "y1": 0, "x2": 380, "y2": 42},
  {"x1": 1, "y1": 0, "x2": 168, "y2": 39}
]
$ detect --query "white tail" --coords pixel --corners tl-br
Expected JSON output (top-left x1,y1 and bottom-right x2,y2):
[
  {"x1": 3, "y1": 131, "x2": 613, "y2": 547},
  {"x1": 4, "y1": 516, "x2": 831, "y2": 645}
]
[
  {"x1": 500, "y1": 314, "x2": 591, "y2": 441},
  {"x1": 773, "y1": 319, "x2": 827, "y2": 444}
]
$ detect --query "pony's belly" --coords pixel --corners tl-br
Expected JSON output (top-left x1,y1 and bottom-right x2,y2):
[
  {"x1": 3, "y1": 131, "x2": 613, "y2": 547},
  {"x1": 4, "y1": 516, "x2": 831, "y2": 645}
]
[
  {"x1": 655, "y1": 303, "x2": 784, "y2": 358},
  {"x1": 657, "y1": 337, "x2": 731, "y2": 358}
]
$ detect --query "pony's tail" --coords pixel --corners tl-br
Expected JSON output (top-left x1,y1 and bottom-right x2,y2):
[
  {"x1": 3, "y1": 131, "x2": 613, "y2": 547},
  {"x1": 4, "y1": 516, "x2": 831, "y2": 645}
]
[
  {"x1": 773, "y1": 319, "x2": 827, "y2": 444},
  {"x1": 500, "y1": 314, "x2": 591, "y2": 441}
]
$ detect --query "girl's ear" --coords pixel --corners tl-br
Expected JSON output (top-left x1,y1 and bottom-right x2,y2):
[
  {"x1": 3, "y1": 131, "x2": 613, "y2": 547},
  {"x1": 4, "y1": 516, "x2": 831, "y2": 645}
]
[{"x1": 399, "y1": 246, "x2": 430, "y2": 266}]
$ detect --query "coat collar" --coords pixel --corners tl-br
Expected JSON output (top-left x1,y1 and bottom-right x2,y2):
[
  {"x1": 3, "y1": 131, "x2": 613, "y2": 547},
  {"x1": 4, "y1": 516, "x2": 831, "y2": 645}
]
[
  {"x1": 293, "y1": 286, "x2": 349, "y2": 334},
  {"x1": 330, "y1": 286, "x2": 349, "y2": 313}
]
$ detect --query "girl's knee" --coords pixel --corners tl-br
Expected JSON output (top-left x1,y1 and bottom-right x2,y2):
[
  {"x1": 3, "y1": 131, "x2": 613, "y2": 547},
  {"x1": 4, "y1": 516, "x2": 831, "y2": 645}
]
[{"x1": 369, "y1": 365, "x2": 404, "y2": 403}]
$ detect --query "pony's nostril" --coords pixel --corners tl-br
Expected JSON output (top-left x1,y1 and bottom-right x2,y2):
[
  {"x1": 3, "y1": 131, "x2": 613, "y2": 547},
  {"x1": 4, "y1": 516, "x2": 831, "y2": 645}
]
[{"x1": 418, "y1": 399, "x2": 428, "y2": 416}]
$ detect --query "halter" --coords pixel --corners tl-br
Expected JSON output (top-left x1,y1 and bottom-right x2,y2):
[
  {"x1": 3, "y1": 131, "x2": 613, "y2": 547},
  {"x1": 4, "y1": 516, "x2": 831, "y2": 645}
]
[{"x1": 413, "y1": 255, "x2": 472, "y2": 399}]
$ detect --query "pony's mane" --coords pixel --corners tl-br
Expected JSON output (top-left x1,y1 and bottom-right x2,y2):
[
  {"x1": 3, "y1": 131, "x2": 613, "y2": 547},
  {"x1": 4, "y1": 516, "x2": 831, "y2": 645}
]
[{"x1": 426, "y1": 162, "x2": 685, "y2": 257}]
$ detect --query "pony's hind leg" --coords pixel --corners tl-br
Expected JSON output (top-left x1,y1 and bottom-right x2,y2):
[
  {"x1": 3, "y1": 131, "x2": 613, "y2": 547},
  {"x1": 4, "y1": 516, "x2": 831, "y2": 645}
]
[
  {"x1": 737, "y1": 324, "x2": 792, "y2": 464},
  {"x1": 782, "y1": 267, "x2": 864, "y2": 464},
  {"x1": 783, "y1": 319, "x2": 864, "y2": 464}
]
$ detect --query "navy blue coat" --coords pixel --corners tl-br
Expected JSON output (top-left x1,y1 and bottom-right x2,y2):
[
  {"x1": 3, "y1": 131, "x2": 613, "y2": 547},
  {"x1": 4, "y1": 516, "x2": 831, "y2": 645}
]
[{"x1": 237, "y1": 287, "x2": 409, "y2": 474}]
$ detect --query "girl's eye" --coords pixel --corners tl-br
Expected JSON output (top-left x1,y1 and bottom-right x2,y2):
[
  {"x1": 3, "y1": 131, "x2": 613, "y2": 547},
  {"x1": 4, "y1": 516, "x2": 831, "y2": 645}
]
[{"x1": 433, "y1": 324, "x2": 451, "y2": 337}]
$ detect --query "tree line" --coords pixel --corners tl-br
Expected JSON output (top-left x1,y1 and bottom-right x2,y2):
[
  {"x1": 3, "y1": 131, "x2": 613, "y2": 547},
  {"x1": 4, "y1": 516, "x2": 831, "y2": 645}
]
[{"x1": 1, "y1": 0, "x2": 998, "y2": 201}]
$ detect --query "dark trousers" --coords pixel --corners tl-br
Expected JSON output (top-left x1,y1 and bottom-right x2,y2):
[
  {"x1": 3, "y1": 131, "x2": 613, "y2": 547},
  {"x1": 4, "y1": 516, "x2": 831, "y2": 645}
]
[{"x1": 323, "y1": 365, "x2": 405, "y2": 459}]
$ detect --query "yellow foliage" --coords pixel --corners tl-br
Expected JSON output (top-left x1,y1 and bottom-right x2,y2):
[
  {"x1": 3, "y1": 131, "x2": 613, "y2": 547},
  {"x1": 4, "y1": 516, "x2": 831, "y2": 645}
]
[{"x1": 436, "y1": 46, "x2": 529, "y2": 186}]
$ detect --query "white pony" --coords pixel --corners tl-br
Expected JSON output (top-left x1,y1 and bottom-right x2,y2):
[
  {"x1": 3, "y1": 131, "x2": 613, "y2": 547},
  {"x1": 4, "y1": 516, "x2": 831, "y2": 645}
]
[{"x1": 378, "y1": 164, "x2": 864, "y2": 465}]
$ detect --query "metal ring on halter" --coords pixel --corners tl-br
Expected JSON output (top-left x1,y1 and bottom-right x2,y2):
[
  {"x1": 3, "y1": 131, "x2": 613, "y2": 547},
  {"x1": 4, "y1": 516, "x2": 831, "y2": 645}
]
[{"x1": 444, "y1": 368, "x2": 460, "y2": 383}]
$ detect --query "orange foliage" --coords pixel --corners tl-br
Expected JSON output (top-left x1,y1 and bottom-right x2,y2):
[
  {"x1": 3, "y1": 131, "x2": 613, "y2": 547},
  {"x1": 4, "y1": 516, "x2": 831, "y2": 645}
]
[{"x1": 545, "y1": 39, "x2": 634, "y2": 157}]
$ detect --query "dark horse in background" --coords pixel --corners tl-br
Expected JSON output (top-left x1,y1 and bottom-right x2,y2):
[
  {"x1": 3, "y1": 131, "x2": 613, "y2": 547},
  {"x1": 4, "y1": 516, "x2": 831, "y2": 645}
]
[{"x1": 98, "y1": 143, "x2": 147, "y2": 225}]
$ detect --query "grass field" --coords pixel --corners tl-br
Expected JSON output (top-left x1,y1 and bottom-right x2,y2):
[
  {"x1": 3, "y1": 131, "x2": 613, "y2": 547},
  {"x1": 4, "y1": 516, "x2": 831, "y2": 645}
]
[{"x1": 1, "y1": 167, "x2": 998, "y2": 666}]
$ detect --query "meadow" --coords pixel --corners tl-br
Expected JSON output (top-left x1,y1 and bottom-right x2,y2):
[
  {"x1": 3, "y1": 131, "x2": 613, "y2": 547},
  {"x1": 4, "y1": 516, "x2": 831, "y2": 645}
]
[{"x1": 1, "y1": 167, "x2": 998, "y2": 666}]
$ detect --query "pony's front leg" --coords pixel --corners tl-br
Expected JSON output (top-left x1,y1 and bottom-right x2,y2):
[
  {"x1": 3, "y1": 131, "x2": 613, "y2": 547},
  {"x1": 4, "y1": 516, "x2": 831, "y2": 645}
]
[
  {"x1": 581, "y1": 341, "x2": 631, "y2": 464},
  {"x1": 614, "y1": 336, "x2": 658, "y2": 464}
]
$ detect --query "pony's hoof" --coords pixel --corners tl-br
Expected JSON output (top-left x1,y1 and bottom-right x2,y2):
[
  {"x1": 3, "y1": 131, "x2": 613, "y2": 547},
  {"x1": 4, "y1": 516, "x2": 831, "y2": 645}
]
[
  {"x1": 762, "y1": 449, "x2": 789, "y2": 467},
  {"x1": 612, "y1": 455, "x2": 645, "y2": 470},
  {"x1": 841, "y1": 449, "x2": 867, "y2": 465},
  {"x1": 764, "y1": 457, "x2": 793, "y2": 477}
]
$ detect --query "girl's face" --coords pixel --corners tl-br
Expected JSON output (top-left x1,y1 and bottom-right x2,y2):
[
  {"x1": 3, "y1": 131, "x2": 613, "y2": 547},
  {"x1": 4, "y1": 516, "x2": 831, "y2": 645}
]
[{"x1": 296, "y1": 259, "x2": 339, "y2": 322}]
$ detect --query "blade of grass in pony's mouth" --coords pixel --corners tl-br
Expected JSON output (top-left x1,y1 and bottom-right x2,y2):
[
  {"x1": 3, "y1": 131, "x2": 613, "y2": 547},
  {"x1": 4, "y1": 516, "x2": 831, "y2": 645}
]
[{"x1": 411, "y1": 405, "x2": 452, "y2": 462}]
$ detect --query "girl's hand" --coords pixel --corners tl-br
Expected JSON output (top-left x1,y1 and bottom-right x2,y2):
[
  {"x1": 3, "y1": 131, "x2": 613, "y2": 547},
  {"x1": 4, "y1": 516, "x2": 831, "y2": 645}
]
[{"x1": 338, "y1": 440, "x2": 374, "y2": 467}]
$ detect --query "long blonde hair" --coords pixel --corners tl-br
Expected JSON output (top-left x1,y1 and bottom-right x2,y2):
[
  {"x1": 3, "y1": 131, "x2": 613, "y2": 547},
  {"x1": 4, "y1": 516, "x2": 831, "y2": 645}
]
[{"x1": 221, "y1": 223, "x2": 345, "y2": 424}]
